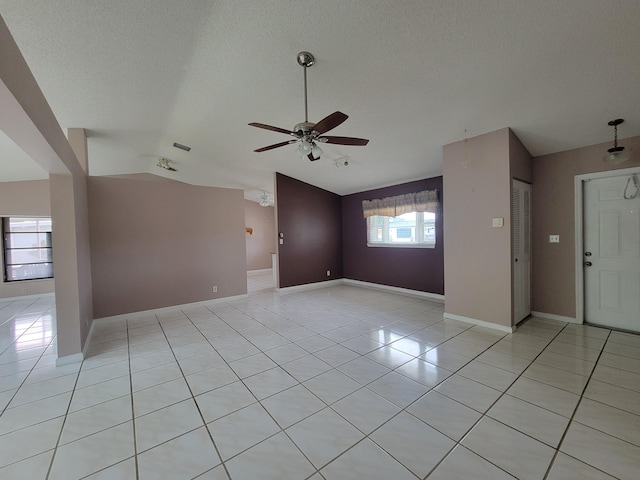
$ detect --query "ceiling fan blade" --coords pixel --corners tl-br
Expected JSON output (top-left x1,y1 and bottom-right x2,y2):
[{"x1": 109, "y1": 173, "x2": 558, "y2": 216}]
[
  {"x1": 248, "y1": 122, "x2": 294, "y2": 135},
  {"x1": 307, "y1": 153, "x2": 320, "y2": 162},
  {"x1": 318, "y1": 136, "x2": 369, "y2": 146},
  {"x1": 312, "y1": 111, "x2": 348, "y2": 135},
  {"x1": 254, "y1": 140, "x2": 297, "y2": 152}
]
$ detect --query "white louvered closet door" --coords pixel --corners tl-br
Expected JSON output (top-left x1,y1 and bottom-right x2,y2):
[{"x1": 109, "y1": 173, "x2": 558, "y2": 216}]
[{"x1": 512, "y1": 180, "x2": 531, "y2": 323}]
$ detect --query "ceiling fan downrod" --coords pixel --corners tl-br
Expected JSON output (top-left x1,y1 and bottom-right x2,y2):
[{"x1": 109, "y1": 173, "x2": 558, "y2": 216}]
[{"x1": 297, "y1": 51, "x2": 315, "y2": 123}]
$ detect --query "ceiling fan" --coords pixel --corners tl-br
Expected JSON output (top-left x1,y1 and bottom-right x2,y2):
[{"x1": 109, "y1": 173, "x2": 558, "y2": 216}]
[{"x1": 249, "y1": 51, "x2": 369, "y2": 161}]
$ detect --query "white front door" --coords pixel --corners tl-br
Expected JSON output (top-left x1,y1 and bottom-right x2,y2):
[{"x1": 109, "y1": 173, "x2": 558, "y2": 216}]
[
  {"x1": 584, "y1": 174, "x2": 640, "y2": 331},
  {"x1": 512, "y1": 180, "x2": 531, "y2": 323}
]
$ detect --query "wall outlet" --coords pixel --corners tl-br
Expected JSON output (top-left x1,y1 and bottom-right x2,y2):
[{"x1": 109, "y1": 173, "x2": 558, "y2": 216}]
[
  {"x1": 549, "y1": 235, "x2": 560, "y2": 243},
  {"x1": 212, "y1": 285, "x2": 218, "y2": 293},
  {"x1": 326, "y1": 270, "x2": 331, "y2": 277}
]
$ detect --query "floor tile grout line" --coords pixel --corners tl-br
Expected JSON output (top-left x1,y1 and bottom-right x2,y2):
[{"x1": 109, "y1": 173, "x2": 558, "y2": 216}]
[
  {"x1": 126, "y1": 317, "x2": 141, "y2": 480},
  {"x1": 417, "y1": 317, "x2": 569, "y2": 478},
  {"x1": 43, "y1": 339, "x2": 85, "y2": 480},
  {"x1": 0, "y1": 307, "x2": 58, "y2": 417},
  {"x1": 542, "y1": 328, "x2": 612, "y2": 479},
  {"x1": 6, "y1": 288, "x2": 638, "y2": 478},
  {"x1": 197, "y1": 295, "x2": 365, "y2": 477},
  {"x1": 190, "y1": 307, "x2": 331, "y2": 480},
  {"x1": 156, "y1": 311, "x2": 235, "y2": 480},
  {"x1": 292, "y1": 321, "x2": 510, "y2": 478}
]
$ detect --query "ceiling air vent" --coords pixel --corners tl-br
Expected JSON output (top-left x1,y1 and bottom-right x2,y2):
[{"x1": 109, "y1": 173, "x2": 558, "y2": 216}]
[{"x1": 173, "y1": 142, "x2": 191, "y2": 152}]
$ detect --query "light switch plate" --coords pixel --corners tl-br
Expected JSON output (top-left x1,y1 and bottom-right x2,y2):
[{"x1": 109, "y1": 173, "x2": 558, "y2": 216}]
[
  {"x1": 549, "y1": 235, "x2": 560, "y2": 243},
  {"x1": 492, "y1": 217, "x2": 504, "y2": 228}
]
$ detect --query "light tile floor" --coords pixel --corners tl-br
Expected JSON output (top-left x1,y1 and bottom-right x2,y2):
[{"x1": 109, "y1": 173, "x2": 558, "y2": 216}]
[{"x1": 1, "y1": 274, "x2": 639, "y2": 479}]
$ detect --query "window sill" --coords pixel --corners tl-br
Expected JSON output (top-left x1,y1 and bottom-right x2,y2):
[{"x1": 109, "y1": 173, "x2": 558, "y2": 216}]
[{"x1": 367, "y1": 243, "x2": 435, "y2": 249}]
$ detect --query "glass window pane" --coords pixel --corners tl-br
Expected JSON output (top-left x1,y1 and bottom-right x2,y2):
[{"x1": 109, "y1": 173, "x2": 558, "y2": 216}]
[
  {"x1": 5, "y1": 248, "x2": 53, "y2": 264},
  {"x1": 5, "y1": 232, "x2": 52, "y2": 248},
  {"x1": 366, "y1": 211, "x2": 436, "y2": 247},
  {"x1": 3, "y1": 217, "x2": 54, "y2": 282},
  {"x1": 6, "y1": 263, "x2": 53, "y2": 281},
  {"x1": 7, "y1": 217, "x2": 52, "y2": 232}
]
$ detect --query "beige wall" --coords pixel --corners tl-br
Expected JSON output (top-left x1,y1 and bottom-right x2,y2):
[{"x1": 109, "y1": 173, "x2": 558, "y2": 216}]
[
  {"x1": 244, "y1": 200, "x2": 275, "y2": 271},
  {"x1": 532, "y1": 135, "x2": 640, "y2": 318},
  {"x1": 444, "y1": 128, "x2": 513, "y2": 328},
  {"x1": 444, "y1": 128, "x2": 532, "y2": 328},
  {"x1": 89, "y1": 174, "x2": 247, "y2": 318},
  {"x1": 510, "y1": 129, "x2": 533, "y2": 184},
  {"x1": 0, "y1": 179, "x2": 55, "y2": 298}
]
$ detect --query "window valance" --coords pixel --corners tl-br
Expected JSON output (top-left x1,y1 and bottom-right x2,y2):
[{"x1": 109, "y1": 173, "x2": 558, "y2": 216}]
[{"x1": 362, "y1": 189, "x2": 439, "y2": 218}]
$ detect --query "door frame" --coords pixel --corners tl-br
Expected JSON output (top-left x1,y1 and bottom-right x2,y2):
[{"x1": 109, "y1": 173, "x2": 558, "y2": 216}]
[{"x1": 574, "y1": 165, "x2": 640, "y2": 324}]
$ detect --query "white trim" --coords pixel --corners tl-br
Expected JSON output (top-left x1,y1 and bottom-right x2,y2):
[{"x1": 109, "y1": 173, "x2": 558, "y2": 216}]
[
  {"x1": 574, "y1": 174, "x2": 584, "y2": 324},
  {"x1": 93, "y1": 294, "x2": 249, "y2": 324},
  {"x1": 82, "y1": 316, "x2": 98, "y2": 359},
  {"x1": 247, "y1": 268, "x2": 272, "y2": 276},
  {"x1": 56, "y1": 352, "x2": 83, "y2": 366},
  {"x1": 574, "y1": 166, "x2": 640, "y2": 325},
  {"x1": 342, "y1": 279, "x2": 444, "y2": 302},
  {"x1": 443, "y1": 312, "x2": 515, "y2": 333},
  {"x1": 531, "y1": 311, "x2": 580, "y2": 324},
  {"x1": 275, "y1": 279, "x2": 343, "y2": 294}
]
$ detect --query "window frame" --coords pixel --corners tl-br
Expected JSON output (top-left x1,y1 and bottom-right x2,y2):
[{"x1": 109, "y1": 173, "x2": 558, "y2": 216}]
[
  {"x1": 2, "y1": 217, "x2": 54, "y2": 283},
  {"x1": 366, "y1": 211, "x2": 436, "y2": 249}
]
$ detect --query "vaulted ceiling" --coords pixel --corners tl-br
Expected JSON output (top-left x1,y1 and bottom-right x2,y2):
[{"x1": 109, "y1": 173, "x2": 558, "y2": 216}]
[{"x1": 1, "y1": 1, "x2": 639, "y2": 201}]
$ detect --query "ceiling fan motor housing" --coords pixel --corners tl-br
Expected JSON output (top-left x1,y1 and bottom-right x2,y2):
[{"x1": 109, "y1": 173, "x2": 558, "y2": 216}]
[{"x1": 293, "y1": 121, "x2": 315, "y2": 136}]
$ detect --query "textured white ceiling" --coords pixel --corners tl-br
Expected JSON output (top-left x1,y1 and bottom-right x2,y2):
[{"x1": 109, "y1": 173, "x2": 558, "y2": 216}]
[{"x1": 1, "y1": 0, "x2": 639, "y2": 202}]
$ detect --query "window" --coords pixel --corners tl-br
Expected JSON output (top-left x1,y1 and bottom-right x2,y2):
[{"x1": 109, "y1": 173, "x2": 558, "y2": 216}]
[
  {"x1": 2, "y1": 217, "x2": 53, "y2": 282},
  {"x1": 367, "y1": 211, "x2": 436, "y2": 248}
]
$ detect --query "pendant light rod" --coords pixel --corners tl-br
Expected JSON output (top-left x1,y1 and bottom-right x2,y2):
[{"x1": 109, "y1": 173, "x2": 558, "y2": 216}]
[
  {"x1": 608, "y1": 118, "x2": 623, "y2": 150},
  {"x1": 603, "y1": 118, "x2": 630, "y2": 165},
  {"x1": 607, "y1": 118, "x2": 624, "y2": 153}
]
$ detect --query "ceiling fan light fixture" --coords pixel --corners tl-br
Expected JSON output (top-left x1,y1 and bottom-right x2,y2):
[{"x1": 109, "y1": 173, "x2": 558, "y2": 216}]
[
  {"x1": 298, "y1": 140, "x2": 313, "y2": 156},
  {"x1": 603, "y1": 118, "x2": 630, "y2": 165},
  {"x1": 311, "y1": 144, "x2": 323, "y2": 159}
]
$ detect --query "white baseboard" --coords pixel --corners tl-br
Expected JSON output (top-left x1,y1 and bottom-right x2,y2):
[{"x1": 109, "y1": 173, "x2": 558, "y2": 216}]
[
  {"x1": 247, "y1": 268, "x2": 272, "y2": 276},
  {"x1": 444, "y1": 312, "x2": 515, "y2": 333},
  {"x1": 531, "y1": 311, "x2": 580, "y2": 324},
  {"x1": 56, "y1": 352, "x2": 83, "y2": 366},
  {"x1": 275, "y1": 278, "x2": 445, "y2": 301},
  {"x1": 276, "y1": 279, "x2": 343, "y2": 294},
  {"x1": 342, "y1": 279, "x2": 444, "y2": 303},
  {"x1": 93, "y1": 294, "x2": 249, "y2": 324}
]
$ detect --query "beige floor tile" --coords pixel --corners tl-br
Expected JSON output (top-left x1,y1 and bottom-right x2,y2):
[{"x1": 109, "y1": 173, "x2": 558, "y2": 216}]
[{"x1": 560, "y1": 422, "x2": 640, "y2": 480}]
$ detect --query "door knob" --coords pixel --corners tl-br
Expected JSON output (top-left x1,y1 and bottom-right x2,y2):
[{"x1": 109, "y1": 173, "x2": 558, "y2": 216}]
[
  {"x1": 585, "y1": 251, "x2": 592, "y2": 256},
  {"x1": 584, "y1": 261, "x2": 593, "y2": 267}
]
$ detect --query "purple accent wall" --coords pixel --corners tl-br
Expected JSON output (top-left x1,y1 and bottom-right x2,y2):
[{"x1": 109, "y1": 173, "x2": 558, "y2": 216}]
[
  {"x1": 342, "y1": 177, "x2": 444, "y2": 294},
  {"x1": 276, "y1": 173, "x2": 343, "y2": 288}
]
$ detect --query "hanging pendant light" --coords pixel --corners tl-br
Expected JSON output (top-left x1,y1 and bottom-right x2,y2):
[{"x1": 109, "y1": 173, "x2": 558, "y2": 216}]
[{"x1": 603, "y1": 118, "x2": 630, "y2": 165}]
